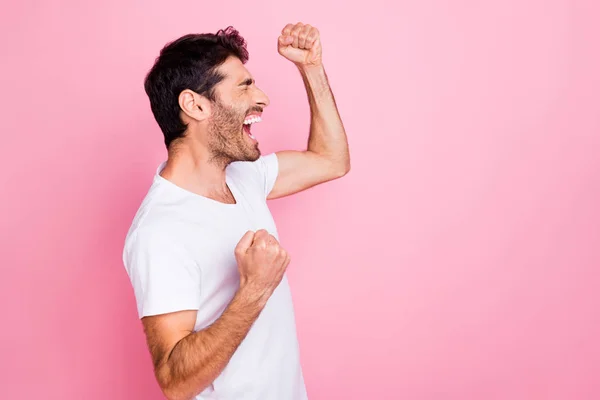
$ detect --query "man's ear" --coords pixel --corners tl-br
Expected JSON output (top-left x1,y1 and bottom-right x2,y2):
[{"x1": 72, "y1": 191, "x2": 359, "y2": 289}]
[{"x1": 179, "y1": 89, "x2": 211, "y2": 122}]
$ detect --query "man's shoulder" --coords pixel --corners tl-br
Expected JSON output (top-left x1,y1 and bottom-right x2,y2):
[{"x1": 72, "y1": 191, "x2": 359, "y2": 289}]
[{"x1": 122, "y1": 181, "x2": 190, "y2": 254}]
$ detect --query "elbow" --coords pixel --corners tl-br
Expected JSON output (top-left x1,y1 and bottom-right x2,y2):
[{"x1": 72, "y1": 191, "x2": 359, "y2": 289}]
[
  {"x1": 162, "y1": 391, "x2": 179, "y2": 400},
  {"x1": 320, "y1": 153, "x2": 350, "y2": 179},
  {"x1": 335, "y1": 159, "x2": 351, "y2": 178},
  {"x1": 161, "y1": 388, "x2": 175, "y2": 400},
  {"x1": 159, "y1": 378, "x2": 209, "y2": 400},
  {"x1": 343, "y1": 160, "x2": 351, "y2": 175},
  {"x1": 165, "y1": 395, "x2": 190, "y2": 400},
  {"x1": 159, "y1": 382, "x2": 179, "y2": 400},
  {"x1": 156, "y1": 367, "x2": 176, "y2": 400},
  {"x1": 161, "y1": 387, "x2": 190, "y2": 400},
  {"x1": 157, "y1": 375, "x2": 187, "y2": 400},
  {"x1": 154, "y1": 358, "x2": 212, "y2": 400}
]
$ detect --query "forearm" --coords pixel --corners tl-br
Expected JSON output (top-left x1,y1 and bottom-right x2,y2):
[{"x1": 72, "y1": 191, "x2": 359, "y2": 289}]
[
  {"x1": 298, "y1": 64, "x2": 350, "y2": 170},
  {"x1": 157, "y1": 287, "x2": 267, "y2": 400}
]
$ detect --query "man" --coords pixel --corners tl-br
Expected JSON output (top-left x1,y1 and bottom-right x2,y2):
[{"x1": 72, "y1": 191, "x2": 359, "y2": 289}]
[{"x1": 122, "y1": 22, "x2": 350, "y2": 400}]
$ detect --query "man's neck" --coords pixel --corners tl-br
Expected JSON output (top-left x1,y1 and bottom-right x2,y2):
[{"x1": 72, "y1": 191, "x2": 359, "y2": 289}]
[{"x1": 160, "y1": 144, "x2": 231, "y2": 198}]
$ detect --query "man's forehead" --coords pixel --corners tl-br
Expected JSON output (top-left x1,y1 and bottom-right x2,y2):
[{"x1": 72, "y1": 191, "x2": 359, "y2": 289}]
[{"x1": 217, "y1": 56, "x2": 252, "y2": 82}]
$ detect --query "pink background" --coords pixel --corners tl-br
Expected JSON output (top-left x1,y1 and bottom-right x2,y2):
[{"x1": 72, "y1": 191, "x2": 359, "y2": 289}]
[{"x1": 2, "y1": 0, "x2": 599, "y2": 398}]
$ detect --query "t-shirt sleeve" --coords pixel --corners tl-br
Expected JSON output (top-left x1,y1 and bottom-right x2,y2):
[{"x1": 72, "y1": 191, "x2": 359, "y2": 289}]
[
  {"x1": 124, "y1": 229, "x2": 202, "y2": 318},
  {"x1": 255, "y1": 152, "x2": 280, "y2": 198}
]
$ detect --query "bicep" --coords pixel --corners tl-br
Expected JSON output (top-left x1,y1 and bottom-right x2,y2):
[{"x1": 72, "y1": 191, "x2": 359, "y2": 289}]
[
  {"x1": 267, "y1": 150, "x2": 345, "y2": 200},
  {"x1": 142, "y1": 309, "x2": 197, "y2": 369}
]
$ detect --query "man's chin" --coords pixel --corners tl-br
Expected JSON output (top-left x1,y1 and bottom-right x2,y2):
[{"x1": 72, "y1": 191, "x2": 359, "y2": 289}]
[
  {"x1": 246, "y1": 148, "x2": 261, "y2": 162},
  {"x1": 237, "y1": 145, "x2": 261, "y2": 162}
]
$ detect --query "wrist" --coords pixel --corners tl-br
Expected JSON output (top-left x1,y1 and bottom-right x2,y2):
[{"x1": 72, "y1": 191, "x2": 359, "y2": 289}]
[
  {"x1": 237, "y1": 281, "x2": 271, "y2": 309},
  {"x1": 296, "y1": 62, "x2": 324, "y2": 75}
]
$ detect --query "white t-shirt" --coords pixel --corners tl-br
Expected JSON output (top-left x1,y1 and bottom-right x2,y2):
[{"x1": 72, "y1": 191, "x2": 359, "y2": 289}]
[{"x1": 122, "y1": 153, "x2": 307, "y2": 400}]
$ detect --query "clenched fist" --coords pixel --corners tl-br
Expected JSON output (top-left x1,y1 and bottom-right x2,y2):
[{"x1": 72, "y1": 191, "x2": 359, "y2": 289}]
[
  {"x1": 278, "y1": 22, "x2": 322, "y2": 68},
  {"x1": 234, "y1": 229, "x2": 291, "y2": 304}
]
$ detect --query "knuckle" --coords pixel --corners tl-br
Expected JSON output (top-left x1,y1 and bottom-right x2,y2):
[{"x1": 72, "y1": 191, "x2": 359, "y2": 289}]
[{"x1": 256, "y1": 229, "x2": 268, "y2": 238}]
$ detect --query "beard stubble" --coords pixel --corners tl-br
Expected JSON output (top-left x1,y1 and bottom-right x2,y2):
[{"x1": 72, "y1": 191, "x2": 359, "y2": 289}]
[{"x1": 207, "y1": 101, "x2": 261, "y2": 167}]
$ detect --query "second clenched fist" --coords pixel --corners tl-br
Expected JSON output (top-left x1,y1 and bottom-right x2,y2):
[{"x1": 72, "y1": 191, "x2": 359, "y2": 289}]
[
  {"x1": 234, "y1": 229, "x2": 290, "y2": 301},
  {"x1": 277, "y1": 22, "x2": 322, "y2": 67}
]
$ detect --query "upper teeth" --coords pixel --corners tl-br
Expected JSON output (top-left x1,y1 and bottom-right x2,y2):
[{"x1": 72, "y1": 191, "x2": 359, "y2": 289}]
[{"x1": 243, "y1": 116, "x2": 262, "y2": 125}]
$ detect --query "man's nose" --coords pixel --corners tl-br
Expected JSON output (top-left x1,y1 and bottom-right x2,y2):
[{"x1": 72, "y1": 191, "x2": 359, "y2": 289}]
[{"x1": 255, "y1": 87, "x2": 270, "y2": 108}]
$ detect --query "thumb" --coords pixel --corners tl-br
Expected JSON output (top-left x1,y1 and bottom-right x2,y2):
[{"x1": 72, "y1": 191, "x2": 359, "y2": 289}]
[
  {"x1": 278, "y1": 35, "x2": 293, "y2": 47},
  {"x1": 235, "y1": 230, "x2": 256, "y2": 254}
]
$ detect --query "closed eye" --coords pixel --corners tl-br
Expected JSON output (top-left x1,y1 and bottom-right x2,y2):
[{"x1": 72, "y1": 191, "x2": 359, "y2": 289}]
[{"x1": 239, "y1": 78, "x2": 254, "y2": 87}]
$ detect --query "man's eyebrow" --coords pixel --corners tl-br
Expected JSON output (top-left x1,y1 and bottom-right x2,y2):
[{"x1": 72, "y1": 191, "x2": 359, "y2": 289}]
[{"x1": 238, "y1": 77, "x2": 255, "y2": 86}]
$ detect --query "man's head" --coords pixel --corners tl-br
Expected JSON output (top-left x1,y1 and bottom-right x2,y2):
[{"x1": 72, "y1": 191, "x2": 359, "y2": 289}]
[{"x1": 144, "y1": 26, "x2": 270, "y2": 164}]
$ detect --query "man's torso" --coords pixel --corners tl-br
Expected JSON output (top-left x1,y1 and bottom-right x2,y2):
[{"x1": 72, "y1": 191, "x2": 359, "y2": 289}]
[{"x1": 123, "y1": 158, "x2": 306, "y2": 400}]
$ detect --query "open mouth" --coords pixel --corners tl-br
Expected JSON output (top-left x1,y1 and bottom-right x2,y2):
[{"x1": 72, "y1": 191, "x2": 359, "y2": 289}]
[{"x1": 242, "y1": 114, "x2": 262, "y2": 141}]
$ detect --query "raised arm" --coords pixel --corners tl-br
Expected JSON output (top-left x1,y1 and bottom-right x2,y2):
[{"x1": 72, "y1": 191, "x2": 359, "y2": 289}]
[
  {"x1": 268, "y1": 23, "x2": 350, "y2": 200},
  {"x1": 142, "y1": 230, "x2": 290, "y2": 400}
]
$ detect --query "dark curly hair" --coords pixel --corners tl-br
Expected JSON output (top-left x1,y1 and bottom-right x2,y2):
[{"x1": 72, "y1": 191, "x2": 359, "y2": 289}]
[{"x1": 144, "y1": 26, "x2": 249, "y2": 149}]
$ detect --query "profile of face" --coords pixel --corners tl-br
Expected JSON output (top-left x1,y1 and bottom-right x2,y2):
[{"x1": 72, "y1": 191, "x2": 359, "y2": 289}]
[{"x1": 206, "y1": 56, "x2": 270, "y2": 164}]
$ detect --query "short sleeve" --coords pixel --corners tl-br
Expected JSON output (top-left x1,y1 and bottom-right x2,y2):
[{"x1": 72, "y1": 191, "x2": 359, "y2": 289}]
[
  {"x1": 255, "y1": 152, "x2": 279, "y2": 198},
  {"x1": 123, "y1": 229, "x2": 202, "y2": 318}
]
